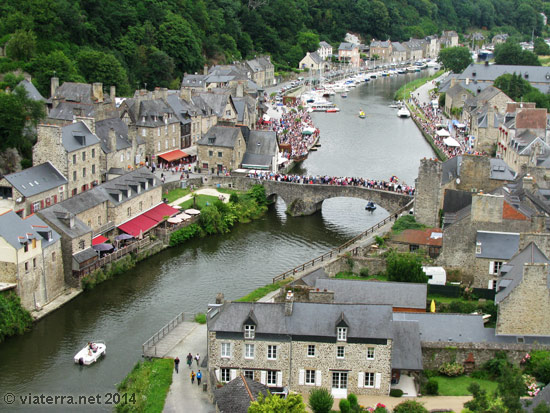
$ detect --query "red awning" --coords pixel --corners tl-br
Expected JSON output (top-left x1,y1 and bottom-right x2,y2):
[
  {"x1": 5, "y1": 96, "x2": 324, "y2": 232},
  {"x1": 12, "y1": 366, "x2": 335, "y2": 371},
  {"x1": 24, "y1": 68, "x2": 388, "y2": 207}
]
[
  {"x1": 92, "y1": 235, "x2": 109, "y2": 246},
  {"x1": 157, "y1": 150, "x2": 189, "y2": 162},
  {"x1": 118, "y1": 215, "x2": 158, "y2": 237},
  {"x1": 143, "y1": 203, "x2": 179, "y2": 222}
]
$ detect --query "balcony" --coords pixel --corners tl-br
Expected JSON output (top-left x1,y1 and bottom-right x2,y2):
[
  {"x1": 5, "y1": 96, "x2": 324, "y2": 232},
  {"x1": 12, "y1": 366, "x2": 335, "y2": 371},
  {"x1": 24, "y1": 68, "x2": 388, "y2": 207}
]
[{"x1": 92, "y1": 221, "x2": 115, "y2": 237}]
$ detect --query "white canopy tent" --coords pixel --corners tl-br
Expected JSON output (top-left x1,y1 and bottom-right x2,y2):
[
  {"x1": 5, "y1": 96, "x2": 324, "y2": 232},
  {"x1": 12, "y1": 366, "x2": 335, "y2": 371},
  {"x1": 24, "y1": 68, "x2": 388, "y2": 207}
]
[
  {"x1": 443, "y1": 137, "x2": 460, "y2": 147},
  {"x1": 436, "y1": 129, "x2": 451, "y2": 137}
]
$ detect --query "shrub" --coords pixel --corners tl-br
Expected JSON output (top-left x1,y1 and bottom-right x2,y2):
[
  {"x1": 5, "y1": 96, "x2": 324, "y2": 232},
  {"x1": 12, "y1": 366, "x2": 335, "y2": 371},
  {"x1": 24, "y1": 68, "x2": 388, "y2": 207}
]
[
  {"x1": 359, "y1": 267, "x2": 370, "y2": 277},
  {"x1": 393, "y1": 400, "x2": 428, "y2": 413},
  {"x1": 482, "y1": 354, "x2": 511, "y2": 379},
  {"x1": 392, "y1": 215, "x2": 426, "y2": 233},
  {"x1": 470, "y1": 370, "x2": 490, "y2": 380},
  {"x1": 374, "y1": 235, "x2": 385, "y2": 247},
  {"x1": 390, "y1": 389, "x2": 403, "y2": 397},
  {"x1": 524, "y1": 351, "x2": 550, "y2": 384},
  {"x1": 426, "y1": 378, "x2": 439, "y2": 395},
  {"x1": 374, "y1": 404, "x2": 388, "y2": 413},
  {"x1": 386, "y1": 251, "x2": 428, "y2": 283},
  {"x1": 309, "y1": 388, "x2": 334, "y2": 413},
  {"x1": 438, "y1": 362, "x2": 465, "y2": 377},
  {"x1": 347, "y1": 394, "x2": 358, "y2": 411},
  {"x1": 194, "y1": 313, "x2": 206, "y2": 324},
  {"x1": 339, "y1": 398, "x2": 350, "y2": 413},
  {"x1": 229, "y1": 193, "x2": 239, "y2": 203},
  {"x1": 169, "y1": 223, "x2": 201, "y2": 246},
  {"x1": 0, "y1": 292, "x2": 33, "y2": 342}
]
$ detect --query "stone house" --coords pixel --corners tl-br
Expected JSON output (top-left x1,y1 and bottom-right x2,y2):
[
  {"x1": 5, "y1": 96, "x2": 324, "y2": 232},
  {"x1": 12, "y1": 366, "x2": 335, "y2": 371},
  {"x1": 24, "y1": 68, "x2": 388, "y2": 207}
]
[
  {"x1": 167, "y1": 90, "x2": 209, "y2": 148},
  {"x1": 369, "y1": 40, "x2": 391, "y2": 63},
  {"x1": 496, "y1": 104, "x2": 550, "y2": 170},
  {"x1": 180, "y1": 74, "x2": 208, "y2": 93},
  {"x1": 197, "y1": 126, "x2": 246, "y2": 174},
  {"x1": 492, "y1": 34, "x2": 509, "y2": 45},
  {"x1": 33, "y1": 119, "x2": 103, "y2": 198},
  {"x1": 47, "y1": 78, "x2": 117, "y2": 125},
  {"x1": 444, "y1": 82, "x2": 471, "y2": 117},
  {"x1": 299, "y1": 52, "x2": 324, "y2": 75},
  {"x1": 424, "y1": 35, "x2": 440, "y2": 59},
  {"x1": 193, "y1": 91, "x2": 238, "y2": 127},
  {"x1": 240, "y1": 128, "x2": 279, "y2": 172},
  {"x1": 317, "y1": 41, "x2": 333, "y2": 60},
  {"x1": 474, "y1": 230, "x2": 520, "y2": 290},
  {"x1": 246, "y1": 56, "x2": 275, "y2": 88},
  {"x1": 440, "y1": 31, "x2": 459, "y2": 48},
  {"x1": 390, "y1": 228, "x2": 443, "y2": 258},
  {"x1": 403, "y1": 39, "x2": 423, "y2": 62},
  {"x1": 495, "y1": 243, "x2": 550, "y2": 337},
  {"x1": 38, "y1": 168, "x2": 161, "y2": 281},
  {"x1": 0, "y1": 210, "x2": 64, "y2": 310},
  {"x1": 339, "y1": 43, "x2": 361, "y2": 67},
  {"x1": 119, "y1": 89, "x2": 181, "y2": 165},
  {"x1": 207, "y1": 300, "x2": 422, "y2": 398},
  {"x1": 390, "y1": 43, "x2": 407, "y2": 63},
  {"x1": 0, "y1": 162, "x2": 68, "y2": 218},
  {"x1": 95, "y1": 117, "x2": 147, "y2": 179}
]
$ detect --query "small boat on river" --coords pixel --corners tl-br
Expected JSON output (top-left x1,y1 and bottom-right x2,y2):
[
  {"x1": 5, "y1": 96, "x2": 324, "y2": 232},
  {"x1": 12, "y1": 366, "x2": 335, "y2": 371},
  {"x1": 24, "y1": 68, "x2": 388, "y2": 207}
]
[
  {"x1": 359, "y1": 110, "x2": 366, "y2": 119},
  {"x1": 365, "y1": 202, "x2": 376, "y2": 212},
  {"x1": 75, "y1": 341, "x2": 106, "y2": 365},
  {"x1": 397, "y1": 107, "x2": 411, "y2": 118},
  {"x1": 326, "y1": 108, "x2": 340, "y2": 113}
]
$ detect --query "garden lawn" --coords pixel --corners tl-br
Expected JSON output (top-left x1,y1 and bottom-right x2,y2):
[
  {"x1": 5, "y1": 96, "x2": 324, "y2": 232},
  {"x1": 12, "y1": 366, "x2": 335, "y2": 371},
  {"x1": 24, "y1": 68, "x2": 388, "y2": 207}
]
[
  {"x1": 179, "y1": 195, "x2": 219, "y2": 209},
  {"x1": 433, "y1": 375, "x2": 498, "y2": 396},
  {"x1": 116, "y1": 358, "x2": 173, "y2": 412},
  {"x1": 164, "y1": 188, "x2": 190, "y2": 203},
  {"x1": 235, "y1": 279, "x2": 293, "y2": 302},
  {"x1": 427, "y1": 294, "x2": 466, "y2": 304}
]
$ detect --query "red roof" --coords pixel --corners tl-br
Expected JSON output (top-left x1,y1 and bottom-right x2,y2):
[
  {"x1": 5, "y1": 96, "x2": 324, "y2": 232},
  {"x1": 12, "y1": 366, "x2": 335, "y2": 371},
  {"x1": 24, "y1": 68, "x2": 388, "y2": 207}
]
[
  {"x1": 392, "y1": 228, "x2": 443, "y2": 247},
  {"x1": 118, "y1": 215, "x2": 158, "y2": 237},
  {"x1": 92, "y1": 235, "x2": 109, "y2": 246},
  {"x1": 157, "y1": 149, "x2": 189, "y2": 162},
  {"x1": 143, "y1": 203, "x2": 179, "y2": 222}
]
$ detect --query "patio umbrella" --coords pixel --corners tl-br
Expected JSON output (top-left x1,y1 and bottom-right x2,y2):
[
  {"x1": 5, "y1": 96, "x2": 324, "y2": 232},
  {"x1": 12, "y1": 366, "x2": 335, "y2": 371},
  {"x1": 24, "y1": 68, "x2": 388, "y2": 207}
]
[
  {"x1": 92, "y1": 243, "x2": 114, "y2": 251},
  {"x1": 185, "y1": 209, "x2": 201, "y2": 215},
  {"x1": 167, "y1": 217, "x2": 182, "y2": 224},
  {"x1": 115, "y1": 233, "x2": 134, "y2": 241},
  {"x1": 176, "y1": 213, "x2": 192, "y2": 220},
  {"x1": 430, "y1": 299, "x2": 436, "y2": 313}
]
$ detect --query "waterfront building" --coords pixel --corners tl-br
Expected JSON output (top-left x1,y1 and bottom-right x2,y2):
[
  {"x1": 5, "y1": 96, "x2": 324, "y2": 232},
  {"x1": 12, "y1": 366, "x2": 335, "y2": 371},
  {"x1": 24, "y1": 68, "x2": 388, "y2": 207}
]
[
  {"x1": 0, "y1": 162, "x2": 67, "y2": 218},
  {"x1": 390, "y1": 42, "x2": 407, "y2": 63},
  {"x1": 0, "y1": 210, "x2": 64, "y2": 310},
  {"x1": 245, "y1": 56, "x2": 275, "y2": 88},
  {"x1": 338, "y1": 43, "x2": 360, "y2": 68},
  {"x1": 196, "y1": 126, "x2": 246, "y2": 174},
  {"x1": 369, "y1": 40, "x2": 391, "y2": 63},
  {"x1": 403, "y1": 39, "x2": 424, "y2": 62},
  {"x1": 317, "y1": 41, "x2": 333, "y2": 61},
  {"x1": 299, "y1": 52, "x2": 324, "y2": 75},
  {"x1": 240, "y1": 128, "x2": 279, "y2": 172},
  {"x1": 440, "y1": 31, "x2": 459, "y2": 48},
  {"x1": 33, "y1": 118, "x2": 103, "y2": 198},
  {"x1": 424, "y1": 35, "x2": 440, "y2": 59}
]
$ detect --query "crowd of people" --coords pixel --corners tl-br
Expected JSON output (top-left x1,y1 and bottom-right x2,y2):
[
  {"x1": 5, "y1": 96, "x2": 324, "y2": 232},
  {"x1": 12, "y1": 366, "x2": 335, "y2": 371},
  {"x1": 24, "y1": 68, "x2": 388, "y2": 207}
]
[{"x1": 246, "y1": 171, "x2": 415, "y2": 196}]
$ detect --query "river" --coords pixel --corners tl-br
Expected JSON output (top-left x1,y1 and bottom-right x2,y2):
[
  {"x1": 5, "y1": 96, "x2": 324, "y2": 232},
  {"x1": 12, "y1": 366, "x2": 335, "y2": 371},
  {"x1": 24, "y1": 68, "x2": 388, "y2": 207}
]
[{"x1": 0, "y1": 70, "x2": 435, "y2": 412}]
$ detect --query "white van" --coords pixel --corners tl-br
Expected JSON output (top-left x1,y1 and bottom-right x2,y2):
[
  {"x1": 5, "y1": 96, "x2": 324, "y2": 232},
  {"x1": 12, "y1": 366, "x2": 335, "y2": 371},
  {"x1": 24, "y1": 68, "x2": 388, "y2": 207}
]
[{"x1": 422, "y1": 266, "x2": 446, "y2": 285}]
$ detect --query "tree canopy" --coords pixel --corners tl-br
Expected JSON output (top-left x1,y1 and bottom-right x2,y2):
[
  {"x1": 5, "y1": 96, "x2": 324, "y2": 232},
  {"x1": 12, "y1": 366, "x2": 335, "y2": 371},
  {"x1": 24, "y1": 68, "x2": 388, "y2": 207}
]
[
  {"x1": 494, "y1": 41, "x2": 541, "y2": 66},
  {"x1": 248, "y1": 392, "x2": 306, "y2": 413},
  {"x1": 386, "y1": 252, "x2": 428, "y2": 283},
  {"x1": 437, "y1": 47, "x2": 473, "y2": 73}
]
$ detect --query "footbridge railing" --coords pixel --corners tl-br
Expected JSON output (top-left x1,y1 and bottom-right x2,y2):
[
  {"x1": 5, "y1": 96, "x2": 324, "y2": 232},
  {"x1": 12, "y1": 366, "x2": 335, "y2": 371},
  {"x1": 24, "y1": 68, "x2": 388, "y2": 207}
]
[
  {"x1": 272, "y1": 200, "x2": 414, "y2": 283},
  {"x1": 142, "y1": 311, "x2": 185, "y2": 357}
]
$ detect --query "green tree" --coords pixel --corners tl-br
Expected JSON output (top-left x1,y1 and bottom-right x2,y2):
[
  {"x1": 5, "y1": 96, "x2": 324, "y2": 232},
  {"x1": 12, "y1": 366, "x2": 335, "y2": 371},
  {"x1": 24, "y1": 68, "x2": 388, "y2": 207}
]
[
  {"x1": 494, "y1": 41, "x2": 541, "y2": 66},
  {"x1": 386, "y1": 252, "x2": 428, "y2": 283},
  {"x1": 437, "y1": 47, "x2": 473, "y2": 73},
  {"x1": 28, "y1": 50, "x2": 83, "y2": 97},
  {"x1": 463, "y1": 382, "x2": 506, "y2": 412},
  {"x1": 534, "y1": 402, "x2": 550, "y2": 413},
  {"x1": 76, "y1": 49, "x2": 130, "y2": 95},
  {"x1": 494, "y1": 73, "x2": 533, "y2": 101},
  {"x1": 534, "y1": 38, "x2": 550, "y2": 56},
  {"x1": 0, "y1": 292, "x2": 33, "y2": 343},
  {"x1": 248, "y1": 392, "x2": 306, "y2": 412},
  {"x1": 308, "y1": 388, "x2": 333, "y2": 413},
  {"x1": 393, "y1": 400, "x2": 428, "y2": 413},
  {"x1": 497, "y1": 365, "x2": 525, "y2": 413},
  {"x1": 297, "y1": 31, "x2": 320, "y2": 54},
  {"x1": 5, "y1": 30, "x2": 36, "y2": 61}
]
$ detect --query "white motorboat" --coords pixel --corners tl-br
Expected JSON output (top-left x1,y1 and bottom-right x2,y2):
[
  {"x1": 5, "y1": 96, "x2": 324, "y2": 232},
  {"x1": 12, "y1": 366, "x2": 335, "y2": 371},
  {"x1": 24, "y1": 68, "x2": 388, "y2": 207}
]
[
  {"x1": 397, "y1": 107, "x2": 411, "y2": 118},
  {"x1": 74, "y1": 341, "x2": 106, "y2": 365}
]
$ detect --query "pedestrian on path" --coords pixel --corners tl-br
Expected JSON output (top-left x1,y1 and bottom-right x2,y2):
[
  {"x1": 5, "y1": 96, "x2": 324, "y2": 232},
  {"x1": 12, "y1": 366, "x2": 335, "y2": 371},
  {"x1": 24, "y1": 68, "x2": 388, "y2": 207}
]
[
  {"x1": 174, "y1": 357, "x2": 180, "y2": 374},
  {"x1": 191, "y1": 370, "x2": 195, "y2": 384},
  {"x1": 195, "y1": 353, "x2": 200, "y2": 366},
  {"x1": 187, "y1": 353, "x2": 193, "y2": 368},
  {"x1": 197, "y1": 370, "x2": 202, "y2": 386}
]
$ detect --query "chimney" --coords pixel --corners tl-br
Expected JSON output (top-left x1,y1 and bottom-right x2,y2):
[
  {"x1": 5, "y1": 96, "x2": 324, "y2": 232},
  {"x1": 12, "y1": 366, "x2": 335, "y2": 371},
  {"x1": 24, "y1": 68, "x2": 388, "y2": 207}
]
[
  {"x1": 523, "y1": 174, "x2": 535, "y2": 192},
  {"x1": 236, "y1": 81, "x2": 244, "y2": 98},
  {"x1": 75, "y1": 116, "x2": 96, "y2": 134},
  {"x1": 50, "y1": 77, "x2": 59, "y2": 98},
  {"x1": 110, "y1": 85, "x2": 116, "y2": 102},
  {"x1": 285, "y1": 290, "x2": 294, "y2": 316},
  {"x1": 179, "y1": 87, "x2": 192, "y2": 102},
  {"x1": 92, "y1": 83, "x2": 104, "y2": 103},
  {"x1": 109, "y1": 128, "x2": 117, "y2": 152},
  {"x1": 159, "y1": 87, "x2": 168, "y2": 100},
  {"x1": 215, "y1": 293, "x2": 224, "y2": 304},
  {"x1": 203, "y1": 64, "x2": 208, "y2": 76},
  {"x1": 466, "y1": 78, "x2": 470, "y2": 85}
]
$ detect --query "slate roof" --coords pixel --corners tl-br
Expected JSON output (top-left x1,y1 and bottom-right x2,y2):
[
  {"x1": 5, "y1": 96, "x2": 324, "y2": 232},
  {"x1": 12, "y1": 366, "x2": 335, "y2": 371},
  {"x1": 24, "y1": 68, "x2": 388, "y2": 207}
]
[
  {"x1": 17, "y1": 79, "x2": 45, "y2": 102},
  {"x1": 48, "y1": 102, "x2": 95, "y2": 121},
  {"x1": 339, "y1": 42, "x2": 356, "y2": 51},
  {"x1": 441, "y1": 156, "x2": 461, "y2": 185},
  {"x1": 61, "y1": 121, "x2": 101, "y2": 153},
  {"x1": 165, "y1": 94, "x2": 200, "y2": 123},
  {"x1": 392, "y1": 228, "x2": 443, "y2": 247},
  {"x1": 51, "y1": 82, "x2": 110, "y2": 104},
  {"x1": 319, "y1": 41, "x2": 332, "y2": 49},
  {"x1": 476, "y1": 231, "x2": 520, "y2": 259},
  {"x1": 391, "y1": 42, "x2": 406, "y2": 53},
  {"x1": 0, "y1": 210, "x2": 60, "y2": 250},
  {"x1": 524, "y1": 384, "x2": 550, "y2": 412},
  {"x1": 293, "y1": 267, "x2": 328, "y2": 286},
  {"x1": 313, "y1": 279, "x2": 427, "y2": 309},
  {"x1": 242, "y1": 130, "x2": 277, "y2": 168},
  {"x1": 214, "y1": 375, "x2": 269, "y2": 413},
  {"x1": 197, "y1": 126, "x2": 241, "y2": 148},
  {"x1": 181, "y1": 74, "x2": 207, "y2": 88},
  {"x1": 489, "y1": 158, "x2": 516, "y2": 181},
  {"x1": 194, "y1": 92, "x2": 234, "y2": 118},
  {"x1": 73, "y1": 247, "x2": 98, "y2": 263},
  {"x1": 232, "y1": 98, "x2": 246, "y2": 123},
  {"x1": 38, "y1": 208, "x2": 91, "y2": 239},
  {"x1": 391, "y1": 321, "x2": 423, "y2": 370},
  {"x1": 495, "y1": 242, "x2": 550, "y2": 304},
  {"x1": 135, "y1": 99, "x2": 178, "y2": 127},
  {"x1": 370, "y1": 40, "x2": 390, "y2": 48},
  {"x1": 459, "y1": 64, "x2": 550, "y2": 94},
  {"x1": 95, "y1": 117, "x2": 143, "y2": 153},
  {"x1": 209, "y1": 302, "x2": 394, "y2": 339},
  {"x1": 3, "y1": 162, "x2": 67, "y2": 197},
  {"x1": 306, "y1": 52, "x2": 323, "y2": 65}
]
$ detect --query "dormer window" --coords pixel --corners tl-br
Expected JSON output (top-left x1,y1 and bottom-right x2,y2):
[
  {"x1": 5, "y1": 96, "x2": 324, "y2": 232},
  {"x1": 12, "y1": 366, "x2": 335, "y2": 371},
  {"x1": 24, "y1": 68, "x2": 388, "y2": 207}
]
[
  {"x1": 337, "y1": 327, "x2": 347, "y2": 341},
  {"x1": 244, "y1": 324, "x2": 255, "y2": 339}
]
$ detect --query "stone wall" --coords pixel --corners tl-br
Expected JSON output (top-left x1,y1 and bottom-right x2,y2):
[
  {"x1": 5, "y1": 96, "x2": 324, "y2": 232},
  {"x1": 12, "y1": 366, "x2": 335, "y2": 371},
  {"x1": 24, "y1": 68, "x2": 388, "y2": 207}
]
[
  {"x1": 414, "y1": 158, "x2": 442, "y2": 227},
  {"x1": 66, "y1": 143, "x2": 102, "y2": 197},
  {"x1": 422, "y1": 341, "x2": 550, "y2": 371},
  {"x1": 324, "y1": 255, "x2": 386, "y2": 277},
  {"x1": 15, "y1": 240, "x2": 45, "y2": 310},
  {"x1": 109, "y1": 186, "x2": 162, "y2": 226},
  {"x1": 76, "y1": 202, "x2": 108, "y2": 233},
  {"x1": 0, "y1": 261, "x2": 17, "y2": 283},
  {"x1": 197, "y1": 135, "x2": 246, "y2": 174},
  {"x1": 496, "y1": 263, "x2": 550, "y2": 336},
  {"x1": 42, "y1": 241, "x2": 65, "y2": 306},
  {"x1": 33, "y1": 125, "x2": 67, "y2": 176}
]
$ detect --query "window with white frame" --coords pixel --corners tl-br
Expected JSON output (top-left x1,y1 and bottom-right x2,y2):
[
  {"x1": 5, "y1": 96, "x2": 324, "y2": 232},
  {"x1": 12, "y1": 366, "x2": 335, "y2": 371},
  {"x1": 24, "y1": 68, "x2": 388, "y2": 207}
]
[
  {"x1": 158, "y1": 142, "x2": 161, "y2": 151},
  {"x1": 142, "y1": 128, "x2": 146, "y2": 137},
  {"x1": 365, "y1": 372, "x2": 375, "y2": 388},
  {"x1": 221, "y1": 343, "x2": 231, "y2": 358},
  {"x1": 165, "y1": 139, "x2": 168, "y2": 149},
  {"x1": 337, "y1": 327, "x2": 347, "y2": 341},
  {"x1": 490, "y1": 261, "x2": 503, "y2": 275},
  {"x1": 221, "y1": 368, "x2": 230, "y2": 383},
  {"x1": 337, "y1": 346, "x2": 345, "y2": 359},
  {"x1": 367, "y1": 347, "x2": 375, "y2": 360},
  {"x1": 307, "y1": 344, "x2": 315, "y2": 357},
  {"x1": 158, "y1": 128, "x2": 161, "y2": 137},
  {"x1": 305, "y1": 370, "x2": 315, "y2": 385},
  {"x1": 332, "y1": 371, "x2": 347, "y2": 389},
  {"x1": 245, "y1": 344, "x2": 255, "y2": 359},
  {"x1": 244, "y1": 325, "x2": 255, "y2": 339},
  {"x1": 267, "y1": 345, "x2": 277, "y2": 360},
  {"x1": 267, "y1": 370, "x2": 277, "y2": 385}
]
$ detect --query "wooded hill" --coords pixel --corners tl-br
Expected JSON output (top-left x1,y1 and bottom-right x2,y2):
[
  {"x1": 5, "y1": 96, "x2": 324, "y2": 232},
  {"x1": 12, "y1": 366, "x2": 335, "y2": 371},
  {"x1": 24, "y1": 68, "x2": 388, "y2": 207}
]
[{"x1": 0, "y1": 0, "x2": 549, "y2": 96}]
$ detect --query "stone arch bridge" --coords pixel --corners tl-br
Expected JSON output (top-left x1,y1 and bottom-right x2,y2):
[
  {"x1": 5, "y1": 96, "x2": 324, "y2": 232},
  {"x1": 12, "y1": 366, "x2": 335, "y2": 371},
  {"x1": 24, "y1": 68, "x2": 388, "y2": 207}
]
[{"x1": 202, "y1": 176, "x2": 413, "y2": 216}]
